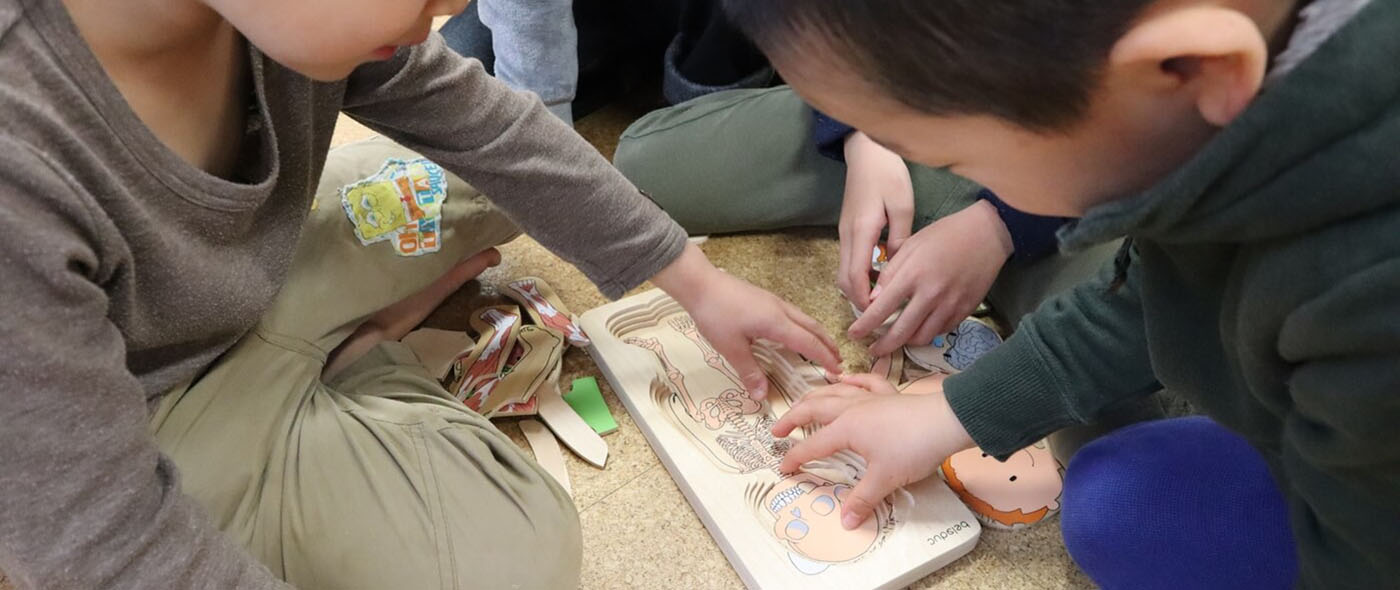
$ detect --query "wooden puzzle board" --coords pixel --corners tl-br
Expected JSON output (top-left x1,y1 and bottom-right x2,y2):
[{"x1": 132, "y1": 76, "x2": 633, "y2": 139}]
[{"x1": 580, "y1": 290, "x2": 980, "y2": 590}]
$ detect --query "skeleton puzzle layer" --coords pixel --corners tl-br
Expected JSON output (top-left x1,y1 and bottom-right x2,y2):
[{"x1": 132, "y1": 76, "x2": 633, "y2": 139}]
[{"x1": 580, "y1": 290, "x2": 980, "y2": 590}]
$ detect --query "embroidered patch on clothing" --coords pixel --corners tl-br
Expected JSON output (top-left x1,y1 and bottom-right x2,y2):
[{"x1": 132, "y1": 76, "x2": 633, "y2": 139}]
[{"x1": 340, "y1": 158, "x2": 448, "y2": 257}]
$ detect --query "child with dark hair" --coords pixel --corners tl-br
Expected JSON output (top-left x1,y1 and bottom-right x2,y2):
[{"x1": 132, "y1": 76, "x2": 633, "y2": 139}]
[
  {"x1": 0, "y1": 0, "x2": 842, "y2": 587},
  {"x1": 729, "y1": 0, "x2": 1397, "y2": 587}
]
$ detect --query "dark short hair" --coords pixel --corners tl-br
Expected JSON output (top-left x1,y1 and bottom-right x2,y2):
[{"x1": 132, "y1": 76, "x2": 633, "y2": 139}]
[{"x1": 722, "y1": 0, "x2": 1154, "y2": 131}]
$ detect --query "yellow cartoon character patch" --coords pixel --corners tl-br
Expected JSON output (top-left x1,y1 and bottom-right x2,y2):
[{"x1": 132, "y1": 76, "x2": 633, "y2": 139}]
[{"x1": 340, "y1": 158, "x2": 449, "y2": 257}]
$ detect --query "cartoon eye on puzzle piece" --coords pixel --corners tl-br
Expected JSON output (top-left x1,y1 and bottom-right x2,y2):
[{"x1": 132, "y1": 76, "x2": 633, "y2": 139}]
[
  {"x1": 904, "y1": 318, "x2": 1003, "y2": 374},
  {"x1": 939, "y1": 441, "x2": 1062, "y2": 530},
  {"x1": 749, "y1": 470, "x2": 892, "y2": 575}
]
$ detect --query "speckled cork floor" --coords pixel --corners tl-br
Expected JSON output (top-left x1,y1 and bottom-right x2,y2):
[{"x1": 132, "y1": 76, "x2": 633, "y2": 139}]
[{"x1": 326, "y1": 106, "x2": 1094, "y2": 590}]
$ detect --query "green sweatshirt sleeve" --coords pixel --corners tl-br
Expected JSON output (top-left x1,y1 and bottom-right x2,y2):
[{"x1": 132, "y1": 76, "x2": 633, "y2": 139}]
[
  {"x1": 1276, "y1": 259, "x2": 1400, "y2": 587},
  {"x1": 944, "y1": 247, "x2": 1161, "y2": 458}
]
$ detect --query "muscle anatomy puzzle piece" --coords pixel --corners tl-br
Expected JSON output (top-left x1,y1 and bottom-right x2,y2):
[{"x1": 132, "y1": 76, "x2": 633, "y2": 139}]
[
  {"x1": 503, "y1": 276, "x2": 591, "y2": 347},
  {"x1": 468, "y1": 325, "x2": 564, "y2": 417},
  {"x1": 445, "y1": 305, "x2": 521, "y2": 407},
  {"x1": 581, "y1": 289, "x2": 979, "y2": 590}
]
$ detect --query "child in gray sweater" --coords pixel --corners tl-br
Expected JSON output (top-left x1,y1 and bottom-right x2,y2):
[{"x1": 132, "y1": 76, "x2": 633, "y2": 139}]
[{"x1": 0, "y1": 0, "x2": 840, "y2": 587}]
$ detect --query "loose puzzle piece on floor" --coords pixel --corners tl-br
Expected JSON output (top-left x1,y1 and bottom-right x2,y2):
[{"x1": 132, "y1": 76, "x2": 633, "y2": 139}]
[
  {"x1": 521, "y1": 418, "x2": 572, "y2": 496},
  {"x1": 939, "y1": 442, "x2": 1063, "y2": 530},
  {"x1": 562, "y1": 377, "x2": 618, "y2": 436},
  {"x1": 504, "y1": 276, "x2": 591, "y2": 347},
  {"x1": 581, "y1": 289, "x2": 979, "y2": 590}
]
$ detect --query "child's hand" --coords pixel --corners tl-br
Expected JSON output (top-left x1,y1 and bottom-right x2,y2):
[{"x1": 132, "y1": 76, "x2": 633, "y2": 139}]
[
  {"x1": 848, "y1": 200, "x2": 1013, "y2": 356},
  {"x1": 653, "y1": 244, "x2": 842, "y2": 399},
  {"x1": 838, "y1": 132, "x2": 915, "y2": 310},
  {"x1": 773, "y1": 374, "x2": 975, "y2": 529}
]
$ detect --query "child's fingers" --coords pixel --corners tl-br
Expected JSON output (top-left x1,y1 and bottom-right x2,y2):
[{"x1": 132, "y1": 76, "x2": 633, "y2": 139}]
[
  {"x1": 911, "y1": 308, "x2": 952, "y2": 349},
  {"x1": 885, "y1": 203, "x2": 913, "y2": 254},
  {"x1": 841, "y1": 465, "x2": 898, "y2": 530},
  {"x1": 782, "y1": 303, "x2": 842, "y2": 373},
  {"x1": 870, "y1": 293, "x2": 935, "y2": 356},
  {"x1": 778, "y1": 425, "x2": 852, "y2": 474},
  {"x1": 712, "y1": 335, "x2": 770, "y2": 400},
  {"x1": 842, "y1": 229, "x2": 879, "y2": 309},
  {"x1": 768, "y1": 319, "x2": 842, "y2": 380},
  {"x1": 848, "y1": 282, "x2": 906, "y2": 339},
  {"x1": 772, "y1": 396, "x2": 852, "y2": 437},
  {"x1": 802, "y1": 382, "x2": 872, "y2": 402},
  {"x1": 840, "y1": 373, "x2": 897, "y2": 394}
]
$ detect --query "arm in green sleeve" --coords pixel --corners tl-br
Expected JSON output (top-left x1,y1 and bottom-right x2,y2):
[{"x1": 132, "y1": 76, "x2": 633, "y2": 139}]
[
  {"x1": 943, "y1": 245, "x2": 1161, "y2": 458},
  {"x1": 1277, "y1": 259, "x2": 1400, "y2": 588}
]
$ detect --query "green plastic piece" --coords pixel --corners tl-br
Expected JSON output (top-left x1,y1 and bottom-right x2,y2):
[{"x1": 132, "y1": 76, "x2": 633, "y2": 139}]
[{"x1": 563, "y1": 377, "x2": 618, "y2": 436}]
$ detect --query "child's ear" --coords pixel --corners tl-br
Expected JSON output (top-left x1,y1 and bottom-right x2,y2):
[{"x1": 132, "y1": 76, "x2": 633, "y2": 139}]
[{"x1": 1108, "y1": 6, "x2": 1268, "y2": 127}]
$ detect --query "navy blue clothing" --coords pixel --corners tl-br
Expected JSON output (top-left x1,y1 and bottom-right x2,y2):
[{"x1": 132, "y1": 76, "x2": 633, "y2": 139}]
[
  {"x1": 1061, "y1": 417, "x2": 1297, "y2": 589},
  {"x1": 811, "y1": 110, "x2": 1068, "y2": 262}
]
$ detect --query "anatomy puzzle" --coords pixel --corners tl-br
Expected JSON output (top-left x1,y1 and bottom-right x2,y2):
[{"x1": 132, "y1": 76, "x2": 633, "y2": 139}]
[{"x1": 580, "y1": 290, "x2": 980, "y2": 590}]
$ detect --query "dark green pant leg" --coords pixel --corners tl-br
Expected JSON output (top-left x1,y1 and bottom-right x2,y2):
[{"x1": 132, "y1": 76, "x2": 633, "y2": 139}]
[
  {"x1": 615, "y1": 87, "x2": 844, "y2": 233},
  {"x1": 615, "y1": 86, "x2": 978, "y2": 235}
]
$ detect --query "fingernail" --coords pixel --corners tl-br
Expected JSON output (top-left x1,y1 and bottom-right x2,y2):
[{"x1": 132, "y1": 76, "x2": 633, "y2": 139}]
[
  {"x1": 842, "y1": 513, "x2": 861, "y2": 530},
  {"x1": 933, "y1": 335, "x2": 945, "y2": 347},
  {"x1": 869, "y1": 286, "x2": 883, "y2": 300}
]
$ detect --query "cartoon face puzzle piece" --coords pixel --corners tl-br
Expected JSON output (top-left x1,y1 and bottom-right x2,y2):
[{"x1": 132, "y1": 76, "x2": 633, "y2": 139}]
[
  {"x1": 904, "y1": 318, "x2": 1003, "y2": 374},
  {"x1": 580, "y1": 289, "x2": 981, "y2": 589},
  {"x1": 939, "y1": 441, "x2": 1063, "y2": 530},
  {"x1": 340, "y1": 158, "x2": 449, "y2": 256},
  {"x1": 503, "y1": 276, "x2": 591, "y2": 347},
  {"x1": 755, "y1": 471, "x2": 887, "y2": 570}
]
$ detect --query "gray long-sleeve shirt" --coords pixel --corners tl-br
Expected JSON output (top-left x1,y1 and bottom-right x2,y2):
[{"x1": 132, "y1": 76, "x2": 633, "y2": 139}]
[{"x1": 0, "y1": 0, "x2": 686, "y2": 587}]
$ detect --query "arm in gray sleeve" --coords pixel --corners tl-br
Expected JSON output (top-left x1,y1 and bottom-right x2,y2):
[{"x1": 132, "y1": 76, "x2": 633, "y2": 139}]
[
  {"x1": 0, "y1": 140, "x2": 286, "y2": 589},
  {"x1": 340, "y1": 35, "x2": 687, "y2": 299}
]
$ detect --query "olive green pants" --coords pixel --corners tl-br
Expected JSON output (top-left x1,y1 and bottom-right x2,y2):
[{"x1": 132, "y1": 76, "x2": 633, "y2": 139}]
[
  {"x1": 614, "y1": 86, "x2": 1120, "y2": 326},
  {"x1": 150, "y1": 138, "x2": 581, "y2": 590}
]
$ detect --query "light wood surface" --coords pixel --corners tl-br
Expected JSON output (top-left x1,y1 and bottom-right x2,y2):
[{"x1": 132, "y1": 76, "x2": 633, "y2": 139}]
[
  {"x1": 581, "y1": 289, "x2": 981, "y2": 590},
  {"x1": 521, "y1": 418, "x2": 573, "y2": 497}
]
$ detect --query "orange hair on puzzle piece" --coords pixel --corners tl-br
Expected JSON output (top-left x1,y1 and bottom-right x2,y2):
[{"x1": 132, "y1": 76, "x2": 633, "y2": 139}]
[{"x1": 941, "y1": 457, "x2": 1051, "y2": 527}]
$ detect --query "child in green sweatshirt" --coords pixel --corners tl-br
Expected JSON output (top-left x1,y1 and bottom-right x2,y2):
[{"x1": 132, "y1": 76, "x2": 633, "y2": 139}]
[
  {"x1": 725, "y1": 0, "x2": 1398, "y2": 587},
  {"x1": 0, "y1": 0, "x2": 843, "y2": 588}
]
